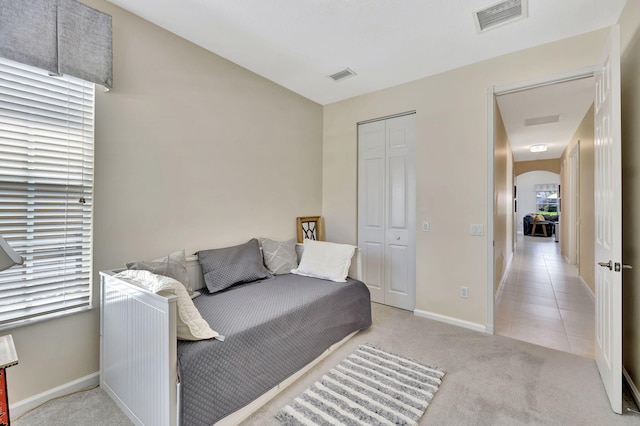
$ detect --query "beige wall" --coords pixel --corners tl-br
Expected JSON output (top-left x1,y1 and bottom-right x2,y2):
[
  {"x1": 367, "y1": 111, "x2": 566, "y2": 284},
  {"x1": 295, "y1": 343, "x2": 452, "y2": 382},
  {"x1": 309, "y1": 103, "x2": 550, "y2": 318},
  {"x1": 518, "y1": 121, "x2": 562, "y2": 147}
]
[
  {"x1": 559, "y1": 104, "x2": 595, "y2": 292},
  {"x1": 620, "y1": 0, "x2": 640, "y2": 398},
  {"x1": 514, "y1": 159, "x2": 561, "y2": 176},
  {"x1": 494, "y1": 103, "x2": 514, "y2": 293},
  {"x1": 9, "y1": 0, "x2": 323, "y2": 403},
  {"x1": 323, "y1": 29, "x2": 609, "y2": 326}
]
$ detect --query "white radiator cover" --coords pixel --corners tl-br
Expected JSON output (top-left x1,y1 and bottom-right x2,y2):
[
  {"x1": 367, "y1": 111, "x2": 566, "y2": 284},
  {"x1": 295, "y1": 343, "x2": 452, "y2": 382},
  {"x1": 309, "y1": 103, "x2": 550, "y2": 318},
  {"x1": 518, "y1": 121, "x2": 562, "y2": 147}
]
[{"x1": 100, "y1": 272, "x2": 178, "y2": 426}]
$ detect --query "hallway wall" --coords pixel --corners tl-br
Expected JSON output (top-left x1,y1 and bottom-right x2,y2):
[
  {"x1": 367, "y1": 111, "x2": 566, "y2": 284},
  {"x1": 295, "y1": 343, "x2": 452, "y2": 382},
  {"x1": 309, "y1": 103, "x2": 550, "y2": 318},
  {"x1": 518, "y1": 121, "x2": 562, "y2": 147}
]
[
  {"x1": 514, "y1": 159, "x2": 561, "y2": 176},
  {"x1": 494, "y1": 102, "x2": 514, "y2": 293},
  {"x1": 560, "y1": 104, "x2": 595, "y2": 293}
]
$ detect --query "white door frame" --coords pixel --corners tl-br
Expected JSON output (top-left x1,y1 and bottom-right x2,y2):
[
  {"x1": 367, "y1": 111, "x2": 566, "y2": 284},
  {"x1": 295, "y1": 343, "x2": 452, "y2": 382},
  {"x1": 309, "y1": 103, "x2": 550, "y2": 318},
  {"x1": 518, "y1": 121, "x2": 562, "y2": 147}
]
[
  {"x1": 486, "y1": 66, "x2": 595, "y2": 333},
  {"x1": 568, "y1": 143, "x2": 580, "y2": 265}
]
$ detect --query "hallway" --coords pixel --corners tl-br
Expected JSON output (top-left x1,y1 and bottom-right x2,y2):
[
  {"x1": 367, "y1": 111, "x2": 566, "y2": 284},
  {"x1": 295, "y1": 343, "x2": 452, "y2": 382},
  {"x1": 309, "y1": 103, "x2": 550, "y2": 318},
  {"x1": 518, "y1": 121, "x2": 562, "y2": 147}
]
[{"x1": 495, "y1": 234, "x2": 595, "y2": 358}]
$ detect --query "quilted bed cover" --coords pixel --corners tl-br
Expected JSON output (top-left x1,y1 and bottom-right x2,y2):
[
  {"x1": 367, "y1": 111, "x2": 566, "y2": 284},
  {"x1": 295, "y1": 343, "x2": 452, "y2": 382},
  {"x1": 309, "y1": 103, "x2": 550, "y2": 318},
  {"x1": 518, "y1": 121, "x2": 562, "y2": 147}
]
[{"x1": 177, "y1": 273, "x2": 372, "y2": 426}]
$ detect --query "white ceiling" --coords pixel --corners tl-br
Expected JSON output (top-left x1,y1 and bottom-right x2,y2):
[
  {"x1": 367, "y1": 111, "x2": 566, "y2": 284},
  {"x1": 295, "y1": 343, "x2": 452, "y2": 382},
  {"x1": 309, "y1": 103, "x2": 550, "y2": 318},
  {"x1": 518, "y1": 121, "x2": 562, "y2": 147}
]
[
  {"x1": 497, "y1": 77, "x2": 595, "y2": 162},
  {"x1": 106, "y1": 0, "x2": 627, "y2": 105}
]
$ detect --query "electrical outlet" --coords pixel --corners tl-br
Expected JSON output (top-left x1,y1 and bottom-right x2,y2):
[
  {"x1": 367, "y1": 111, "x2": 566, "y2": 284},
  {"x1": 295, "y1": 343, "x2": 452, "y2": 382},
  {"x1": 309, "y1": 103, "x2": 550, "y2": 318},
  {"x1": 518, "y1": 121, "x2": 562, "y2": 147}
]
[
  {"x1": 470, "y1": 224, "x2": 484, "y2": 236},
  {"x1": 422, "y1": 222, "x2": 430, "y2": 232},
  {"x1": 460, "y1": 286, "x2": 469, "y2": 298}
]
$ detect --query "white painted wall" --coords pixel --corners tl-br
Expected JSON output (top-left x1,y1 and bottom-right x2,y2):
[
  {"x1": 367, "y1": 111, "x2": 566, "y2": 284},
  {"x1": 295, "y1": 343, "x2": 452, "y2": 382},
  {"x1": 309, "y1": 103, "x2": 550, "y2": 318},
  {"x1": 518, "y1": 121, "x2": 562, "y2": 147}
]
[{"x1": 516, "y1": 171, "x2": 560, "y2": 232}]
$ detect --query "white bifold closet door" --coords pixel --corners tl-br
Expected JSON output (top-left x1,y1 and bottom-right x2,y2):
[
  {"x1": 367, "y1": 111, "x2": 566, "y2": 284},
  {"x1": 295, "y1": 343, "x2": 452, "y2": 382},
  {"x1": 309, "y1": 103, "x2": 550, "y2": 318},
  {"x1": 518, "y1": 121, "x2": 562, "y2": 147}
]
[{"x1": 358, "y1": 113, "x2": 416, "y2": 310}]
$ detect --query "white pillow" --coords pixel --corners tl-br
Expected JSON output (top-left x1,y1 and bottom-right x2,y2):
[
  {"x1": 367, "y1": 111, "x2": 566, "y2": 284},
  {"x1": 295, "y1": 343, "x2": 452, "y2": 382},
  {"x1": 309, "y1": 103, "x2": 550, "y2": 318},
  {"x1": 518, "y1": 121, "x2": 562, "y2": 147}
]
[
  {"x1": 291, "y1": 239, "x2": 356, "y2": 282},
  {"x1": 114, "y1": 269, "x2": 218, "y2": 341},
  {"x1": 126, "y1": 249, "x2": 195, "y2": 296}
]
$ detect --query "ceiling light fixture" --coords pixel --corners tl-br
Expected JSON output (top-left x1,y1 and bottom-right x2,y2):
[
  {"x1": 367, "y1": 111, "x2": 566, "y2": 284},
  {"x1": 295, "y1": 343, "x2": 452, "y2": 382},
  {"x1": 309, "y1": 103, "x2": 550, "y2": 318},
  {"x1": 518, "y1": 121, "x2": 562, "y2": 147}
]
[{"x1": 530, "y1": 144, "x2": 547, "y2": 153}]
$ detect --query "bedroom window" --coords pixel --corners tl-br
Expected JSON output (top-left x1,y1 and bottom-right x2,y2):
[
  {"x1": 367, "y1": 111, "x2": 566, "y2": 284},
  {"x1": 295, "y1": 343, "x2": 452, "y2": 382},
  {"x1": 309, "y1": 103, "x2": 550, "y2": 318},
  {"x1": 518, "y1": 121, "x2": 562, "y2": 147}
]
[{"x1": 0, "y1": 57, "x2": 95, "y2": 329}]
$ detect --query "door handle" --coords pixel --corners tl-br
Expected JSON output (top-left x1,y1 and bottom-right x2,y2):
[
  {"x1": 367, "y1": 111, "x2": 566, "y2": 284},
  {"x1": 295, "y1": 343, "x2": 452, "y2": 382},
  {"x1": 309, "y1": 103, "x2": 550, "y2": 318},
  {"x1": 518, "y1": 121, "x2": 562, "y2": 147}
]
[
  {"x1": 598, "y1": 260, "x2": 612, "y2": 270},
  {"x1": 615, "y1": 263, "x2": 633, "y2": 271}
]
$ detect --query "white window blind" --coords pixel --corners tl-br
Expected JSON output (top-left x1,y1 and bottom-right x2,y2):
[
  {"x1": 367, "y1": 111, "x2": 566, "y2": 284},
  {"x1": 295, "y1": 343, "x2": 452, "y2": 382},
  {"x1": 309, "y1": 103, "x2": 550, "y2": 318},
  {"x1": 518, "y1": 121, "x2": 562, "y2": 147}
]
[{"x1": 0, "y1": 57, "x2": 94, "y2": 329}]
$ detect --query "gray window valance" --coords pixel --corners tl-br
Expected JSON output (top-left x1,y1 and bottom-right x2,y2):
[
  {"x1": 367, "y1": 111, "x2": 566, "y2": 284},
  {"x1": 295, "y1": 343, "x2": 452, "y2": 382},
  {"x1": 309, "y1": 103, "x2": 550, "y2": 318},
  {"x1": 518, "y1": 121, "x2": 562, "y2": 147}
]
[{"x1": 0, "y1": 0, "x2": 112, "y2": 89}]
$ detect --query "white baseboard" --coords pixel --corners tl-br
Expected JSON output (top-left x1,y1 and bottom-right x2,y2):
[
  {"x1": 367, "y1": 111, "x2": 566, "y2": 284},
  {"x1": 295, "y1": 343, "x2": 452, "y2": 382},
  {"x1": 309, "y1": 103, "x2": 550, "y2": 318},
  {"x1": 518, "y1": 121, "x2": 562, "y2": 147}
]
[
  {"x1": 414, "y1": 309, "x2": 487, "y2": 333},
  {"x1": 578, "y1": 275, "x2": 595, "y2": 301},
  {"x1": 11, "y1": 372, "x2": 99, "y2": 418},
  {"x1": 623, "y1": 367, "x2": 640, "y2": 409},
  {"x1": 495, "y1": 252, "x2": 514, "y2": 304}
]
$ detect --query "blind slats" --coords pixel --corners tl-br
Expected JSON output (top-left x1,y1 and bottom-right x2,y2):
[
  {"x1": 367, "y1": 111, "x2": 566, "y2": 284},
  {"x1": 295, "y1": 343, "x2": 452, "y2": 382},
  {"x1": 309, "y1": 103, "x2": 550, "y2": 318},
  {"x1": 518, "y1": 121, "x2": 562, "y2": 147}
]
[
  {"x1": 0, "y1": 295, "x2": 90, "y2": 322},
  {"x1": 0, "y1": 57, "x2": 94, "y2": 329},
  {"x1": 0, "y1": 281, "x2": 90, "y2": 299}
]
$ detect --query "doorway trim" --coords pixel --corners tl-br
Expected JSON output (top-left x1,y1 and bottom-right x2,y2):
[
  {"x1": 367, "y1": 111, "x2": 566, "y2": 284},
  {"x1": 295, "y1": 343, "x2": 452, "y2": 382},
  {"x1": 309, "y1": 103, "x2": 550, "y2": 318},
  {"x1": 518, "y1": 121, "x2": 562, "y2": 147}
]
[
  {"x1": 567, "y1": 143, "x2": 580, "y2": 265},
  {"x1": 486, "y1": 65, "x2": 596, "y2": 333}
]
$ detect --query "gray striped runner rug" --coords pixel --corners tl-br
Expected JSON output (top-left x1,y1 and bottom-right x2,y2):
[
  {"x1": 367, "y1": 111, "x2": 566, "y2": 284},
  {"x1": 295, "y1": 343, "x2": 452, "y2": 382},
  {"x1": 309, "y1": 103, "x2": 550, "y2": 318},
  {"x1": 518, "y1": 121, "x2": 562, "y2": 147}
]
[{"x1": 276, "y1": 344, "x2": 445, "y2": 426}]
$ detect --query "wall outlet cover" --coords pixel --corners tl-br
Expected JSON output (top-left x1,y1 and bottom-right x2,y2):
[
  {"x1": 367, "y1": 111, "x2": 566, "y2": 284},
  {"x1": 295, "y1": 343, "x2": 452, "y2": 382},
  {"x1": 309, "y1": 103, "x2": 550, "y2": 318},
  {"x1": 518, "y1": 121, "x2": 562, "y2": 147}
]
[{"x1": 471, "y1": 224, "x2": 484, "y2": 236}]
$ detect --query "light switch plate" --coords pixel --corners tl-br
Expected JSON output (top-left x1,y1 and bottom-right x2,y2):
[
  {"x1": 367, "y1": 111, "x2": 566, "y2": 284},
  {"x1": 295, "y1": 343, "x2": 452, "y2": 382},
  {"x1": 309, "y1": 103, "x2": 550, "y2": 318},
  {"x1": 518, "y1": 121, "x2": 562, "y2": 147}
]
[{"x1": 422, "y1": 222, "x2": 430, "y2": 232}]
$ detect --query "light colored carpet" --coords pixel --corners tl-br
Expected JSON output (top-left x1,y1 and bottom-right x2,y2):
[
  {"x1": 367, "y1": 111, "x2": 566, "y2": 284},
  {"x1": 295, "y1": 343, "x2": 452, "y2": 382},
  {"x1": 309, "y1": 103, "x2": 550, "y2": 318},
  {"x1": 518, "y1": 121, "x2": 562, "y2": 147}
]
[
  {"x1": 13, "y1": 385, "x2": 132, "y2": 426},
  {"x1": 276, "y1": 344, "x2": 445, "y2": 425},
  {"x1": 14, "y1": 303, "x2": 640, "y2": 426}
]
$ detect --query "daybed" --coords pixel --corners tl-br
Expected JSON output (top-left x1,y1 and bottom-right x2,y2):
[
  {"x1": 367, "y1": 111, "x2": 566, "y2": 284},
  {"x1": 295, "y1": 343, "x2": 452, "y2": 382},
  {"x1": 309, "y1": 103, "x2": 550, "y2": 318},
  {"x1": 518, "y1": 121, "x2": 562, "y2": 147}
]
[{"x1": 100, "y1": 239, "x2": 372, "y2": 426}]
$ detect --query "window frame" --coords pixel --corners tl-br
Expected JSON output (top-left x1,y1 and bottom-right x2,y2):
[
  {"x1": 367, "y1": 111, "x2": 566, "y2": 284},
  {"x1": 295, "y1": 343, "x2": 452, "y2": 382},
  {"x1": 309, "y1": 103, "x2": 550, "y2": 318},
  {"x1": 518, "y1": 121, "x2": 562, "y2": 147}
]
[
  {"x1": 535, "y1": 189, "x2": 559, "y2": 214},
  {"x1": 0, "y1": 57, "x2": 95, "y2": 330}
]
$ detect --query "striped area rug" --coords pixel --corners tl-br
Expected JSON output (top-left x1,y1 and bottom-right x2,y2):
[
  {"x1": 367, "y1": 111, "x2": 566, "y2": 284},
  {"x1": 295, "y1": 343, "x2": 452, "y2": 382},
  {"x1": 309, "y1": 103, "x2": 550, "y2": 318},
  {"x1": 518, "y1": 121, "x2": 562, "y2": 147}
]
[{"x1": 276, "y1": 344, "x2": 445, "y2": 426}]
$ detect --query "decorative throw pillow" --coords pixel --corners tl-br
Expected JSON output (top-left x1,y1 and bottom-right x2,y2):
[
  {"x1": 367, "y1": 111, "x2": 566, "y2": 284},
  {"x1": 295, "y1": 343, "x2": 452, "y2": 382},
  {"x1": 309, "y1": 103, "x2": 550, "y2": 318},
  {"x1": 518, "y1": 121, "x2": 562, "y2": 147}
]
[
  {"x1": 291, "y1": 239, "x2": 356, "y2": 282},
  {"x1": 197, "y1": 238, "x2": 271, "y2": 294},
  {"x1": 126, "y1": 249, "x2": 192, "y2": 294},
  {"x1": 259, "y1": 238, "x2": 297, "y2": 275},
  {"x1": 114, "y1": 270, "x2": 218, "y2": 341}
]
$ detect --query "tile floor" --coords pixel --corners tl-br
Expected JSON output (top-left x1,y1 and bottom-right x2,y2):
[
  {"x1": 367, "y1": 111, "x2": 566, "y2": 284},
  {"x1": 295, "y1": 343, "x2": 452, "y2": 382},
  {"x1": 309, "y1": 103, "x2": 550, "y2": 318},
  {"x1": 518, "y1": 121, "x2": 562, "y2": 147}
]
[{"x1": 495, "y1": 233, "x2": 595, "y2": 358}]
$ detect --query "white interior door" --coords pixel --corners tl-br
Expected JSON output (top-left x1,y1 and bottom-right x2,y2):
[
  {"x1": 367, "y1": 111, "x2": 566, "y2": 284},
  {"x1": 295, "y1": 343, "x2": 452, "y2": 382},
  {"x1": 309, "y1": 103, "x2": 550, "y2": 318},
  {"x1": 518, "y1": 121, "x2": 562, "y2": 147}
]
[
  {"x1": 358, "y1": 114, "x2": 416, "y2": 310},
  {"x1": 358, "y1": 120, "x2": 386, "y2": 304},
  {"x1": 594, "y1": 25, "x2": 622, "y2": 414}
]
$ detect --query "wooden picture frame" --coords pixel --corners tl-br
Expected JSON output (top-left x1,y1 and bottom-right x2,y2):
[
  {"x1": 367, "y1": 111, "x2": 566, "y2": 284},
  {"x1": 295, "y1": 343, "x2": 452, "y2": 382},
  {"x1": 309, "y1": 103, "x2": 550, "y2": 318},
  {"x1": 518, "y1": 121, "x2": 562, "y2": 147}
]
[{"x1": 297, "y1": 216, "x2": 324, "y2": 243}]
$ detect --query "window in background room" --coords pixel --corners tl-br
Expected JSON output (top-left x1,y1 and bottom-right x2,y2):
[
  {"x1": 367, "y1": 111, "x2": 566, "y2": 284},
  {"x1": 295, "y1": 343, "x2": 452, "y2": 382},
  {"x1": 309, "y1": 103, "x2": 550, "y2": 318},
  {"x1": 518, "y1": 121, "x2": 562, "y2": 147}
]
[
  {"x1": 535, "y1": 184, "x2": 559, "y2": 216},
  {"x1": 0, "y1": 57, "x2": 95, "y2": 329}
]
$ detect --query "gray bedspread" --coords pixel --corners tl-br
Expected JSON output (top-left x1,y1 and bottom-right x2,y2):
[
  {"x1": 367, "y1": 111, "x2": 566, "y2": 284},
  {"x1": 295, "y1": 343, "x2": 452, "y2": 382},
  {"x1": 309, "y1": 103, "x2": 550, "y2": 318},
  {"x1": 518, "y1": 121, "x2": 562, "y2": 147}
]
[{"x1": 177, "y1": 273, "x2": 372, "y2": 426}]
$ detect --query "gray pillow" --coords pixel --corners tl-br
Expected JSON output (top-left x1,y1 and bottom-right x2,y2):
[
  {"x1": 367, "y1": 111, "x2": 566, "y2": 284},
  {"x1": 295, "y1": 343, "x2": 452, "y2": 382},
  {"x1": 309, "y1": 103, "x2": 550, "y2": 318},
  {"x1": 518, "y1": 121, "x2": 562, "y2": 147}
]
[
  {"x1": 126, "y1": 249, "x2": 191, "y2": 292},
  {"x1": 260, "y1": 238, "x2": 297, "y2": 275},
  {"x1": 197, "y1": 239, "x2": 271, "y2": 294}
]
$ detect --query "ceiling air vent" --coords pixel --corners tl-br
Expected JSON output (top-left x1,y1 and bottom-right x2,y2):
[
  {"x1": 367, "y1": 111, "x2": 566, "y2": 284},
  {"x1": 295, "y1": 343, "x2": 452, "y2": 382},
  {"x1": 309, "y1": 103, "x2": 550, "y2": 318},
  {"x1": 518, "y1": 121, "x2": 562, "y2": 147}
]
[
  {"x1": 524, "y1": 114, "x2": 560, "y2": 127},
  {"x1": 474, "y1": 0, "x2": 528, "y2": 32},
  {"x1": 329, "y1": 68, "x2": 356, "y2": 82}
]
